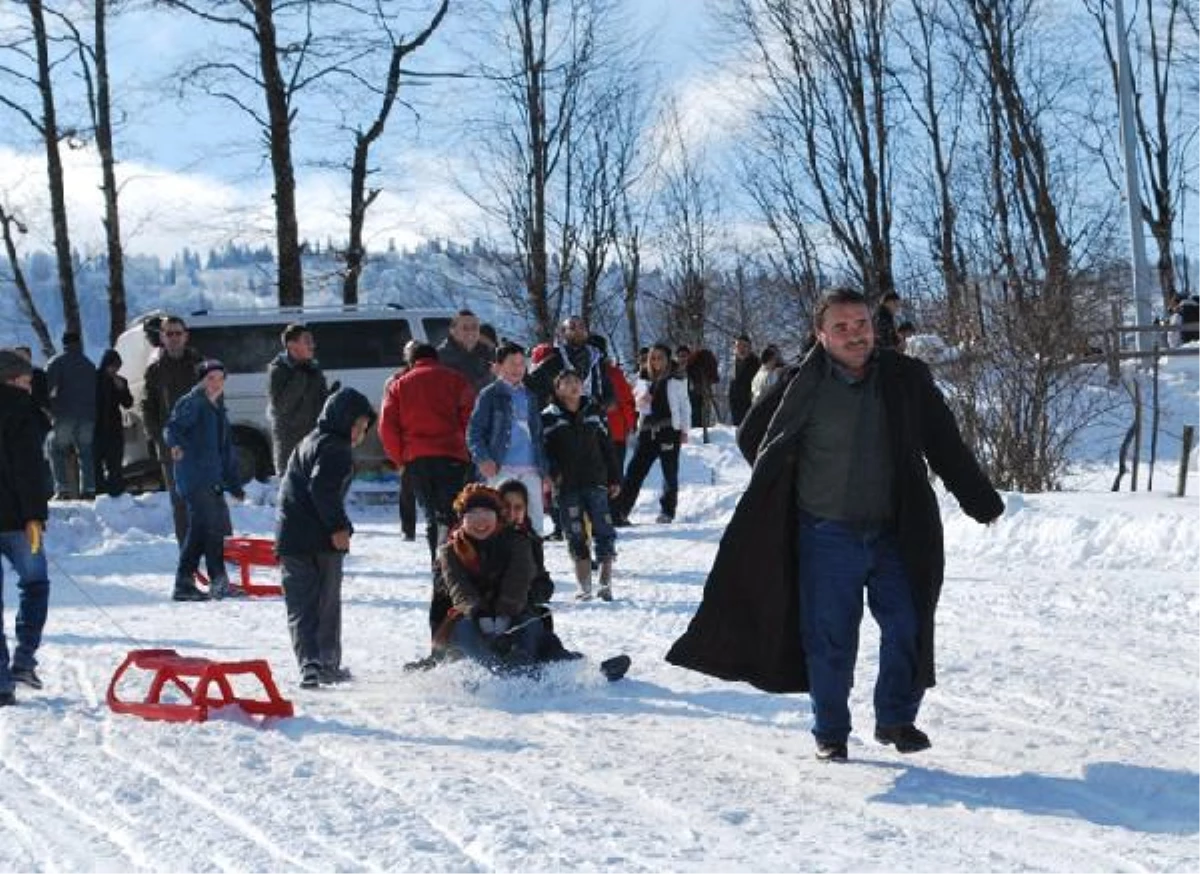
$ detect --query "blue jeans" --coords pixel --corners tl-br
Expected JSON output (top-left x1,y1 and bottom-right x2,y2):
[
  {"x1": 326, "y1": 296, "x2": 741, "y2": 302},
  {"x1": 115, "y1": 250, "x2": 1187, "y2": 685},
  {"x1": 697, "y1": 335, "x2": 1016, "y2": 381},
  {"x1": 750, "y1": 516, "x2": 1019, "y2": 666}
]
[
  {"x1": 797, "y1": 513, "x2": 922, "y2": 743},
  {"x1": 558, "y1": 486, "x2": 617, "y2": 562},
  {"x1": 49, "y1": 416, "x2": 95, "y2": 495},
  {"x1": 449, "y1": 612, "x2": 544, "y2": 668},
  {"x1": 0, "y1": 530, "x2": 51, "y2": 692},
  {"x1": 176, "y1": 486, "x2": 230, "y2": 580}
]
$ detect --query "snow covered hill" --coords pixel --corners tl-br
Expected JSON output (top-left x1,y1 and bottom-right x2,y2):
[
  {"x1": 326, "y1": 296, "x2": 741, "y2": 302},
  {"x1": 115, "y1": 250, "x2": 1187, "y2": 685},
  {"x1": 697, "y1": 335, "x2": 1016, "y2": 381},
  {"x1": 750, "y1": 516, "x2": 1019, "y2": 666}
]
[{"x1": 1, "y1": 394, "x2": 1197, "y2": 872}]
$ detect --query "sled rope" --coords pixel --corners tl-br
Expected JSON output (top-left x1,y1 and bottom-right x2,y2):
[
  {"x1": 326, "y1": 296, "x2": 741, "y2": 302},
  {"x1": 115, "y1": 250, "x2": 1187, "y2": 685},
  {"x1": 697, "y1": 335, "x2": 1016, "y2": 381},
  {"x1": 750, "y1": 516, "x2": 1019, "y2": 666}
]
[{"x1": 47, "y1": 552, "x2": 145, "y2": 647}]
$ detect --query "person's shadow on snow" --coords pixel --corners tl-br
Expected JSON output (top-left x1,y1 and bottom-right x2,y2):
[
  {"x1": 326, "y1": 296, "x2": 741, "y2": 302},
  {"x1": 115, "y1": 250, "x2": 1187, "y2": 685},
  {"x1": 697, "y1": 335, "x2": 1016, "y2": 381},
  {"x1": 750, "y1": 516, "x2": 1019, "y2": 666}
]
[{"x1": 874, "y1": 761, "x2": 1198, "y2": 835}]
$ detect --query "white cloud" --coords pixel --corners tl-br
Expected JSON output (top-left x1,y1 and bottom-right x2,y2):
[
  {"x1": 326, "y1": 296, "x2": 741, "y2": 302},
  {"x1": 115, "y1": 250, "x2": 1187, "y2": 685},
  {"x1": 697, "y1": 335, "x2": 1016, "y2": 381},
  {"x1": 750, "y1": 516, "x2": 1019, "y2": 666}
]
[{"x1": 0, "y1": 144, "x2": 485, "y2": 261}]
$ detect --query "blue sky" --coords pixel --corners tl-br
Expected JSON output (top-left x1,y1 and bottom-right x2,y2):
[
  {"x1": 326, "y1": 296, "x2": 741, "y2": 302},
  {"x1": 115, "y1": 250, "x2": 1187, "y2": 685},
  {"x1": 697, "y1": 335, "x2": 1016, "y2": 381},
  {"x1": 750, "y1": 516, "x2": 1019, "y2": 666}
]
[{"x1": 0, "y1": 0, "x2": 730, "y2": 261}]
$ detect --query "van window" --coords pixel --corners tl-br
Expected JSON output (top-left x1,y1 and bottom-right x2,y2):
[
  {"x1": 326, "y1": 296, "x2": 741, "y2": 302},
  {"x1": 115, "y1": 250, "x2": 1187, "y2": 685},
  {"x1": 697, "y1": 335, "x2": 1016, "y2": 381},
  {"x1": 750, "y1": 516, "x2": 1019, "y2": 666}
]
[
  {"x1": 422, "y1": 317, "x2": 452, "y2": 348},
  {"x1": 310, "y1": 320, "x2": 411, "y2": 369},
  {"x1": 185, "y1": 318, "x2": 414, "y2": 373},
  {"x1": 188, "y1": 325, "x2": 282, "y2": 373}
]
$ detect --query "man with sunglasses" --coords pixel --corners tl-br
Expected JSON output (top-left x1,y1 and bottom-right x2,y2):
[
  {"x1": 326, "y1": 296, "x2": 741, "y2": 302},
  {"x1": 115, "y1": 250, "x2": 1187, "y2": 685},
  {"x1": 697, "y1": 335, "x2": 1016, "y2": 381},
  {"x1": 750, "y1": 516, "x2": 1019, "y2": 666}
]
[{"x1": 142, "y1": 316, "x2": 204, "y2": 544}]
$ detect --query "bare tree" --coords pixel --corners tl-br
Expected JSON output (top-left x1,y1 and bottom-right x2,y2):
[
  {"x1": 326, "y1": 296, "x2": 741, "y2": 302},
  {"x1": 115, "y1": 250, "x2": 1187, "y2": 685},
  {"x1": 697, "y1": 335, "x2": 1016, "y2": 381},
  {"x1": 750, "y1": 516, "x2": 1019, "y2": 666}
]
[
  {"x1": 467, "y1": 0, "x2": 618, "y2": 340},
  {"x1": 0, "y1": 203, "x2": 56, "y2": 357},
  {"x1": 161, "y1": 0, "x2": 396, "y2": 307},
  {"x1": 339, "y1": 0, "x2": 449, "y2": 305},
  {"x1": 655, "y1": 100, "x2": 719, "y2": 349},
  {"x1": 61, "y1": 0, "x2": 127, "y2": 344},
  {"x1": 892, "y1": 0, "x2": 974, "y2": 339},
  {"x1": 729, "y1": 0, "x2": 898, "y2": 301},
  {"x1": 0, "y1": 0, "x2": 81, "y2": 334},
  {"x1": 1085, "y1": 0, "x2": 1199, "y2": 306}
]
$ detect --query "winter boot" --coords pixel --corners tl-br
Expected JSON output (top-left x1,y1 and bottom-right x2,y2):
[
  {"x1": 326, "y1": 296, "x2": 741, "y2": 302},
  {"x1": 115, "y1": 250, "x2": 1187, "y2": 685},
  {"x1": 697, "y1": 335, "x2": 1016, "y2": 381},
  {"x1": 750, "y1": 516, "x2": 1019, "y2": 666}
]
[
  {"x1": 172, "y1": 574, "x2": 210, "y2": 602},
  {"x1": 573, "y1": 557, "x2": 593, "y2": 601},
  {"x1": 596, "y1": 557, "x2": 614, "y2": 601},
  {"x1": 208, "y1": 574, "x2": 231, "y2": 601}
]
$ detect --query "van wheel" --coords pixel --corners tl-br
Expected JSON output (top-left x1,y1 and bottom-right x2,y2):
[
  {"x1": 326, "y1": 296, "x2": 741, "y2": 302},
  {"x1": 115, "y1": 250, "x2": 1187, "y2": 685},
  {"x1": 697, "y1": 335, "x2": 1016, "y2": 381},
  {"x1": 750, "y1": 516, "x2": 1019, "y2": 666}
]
[{"x1": 232, "y1": 428, "x2": 272, "y2": 485}]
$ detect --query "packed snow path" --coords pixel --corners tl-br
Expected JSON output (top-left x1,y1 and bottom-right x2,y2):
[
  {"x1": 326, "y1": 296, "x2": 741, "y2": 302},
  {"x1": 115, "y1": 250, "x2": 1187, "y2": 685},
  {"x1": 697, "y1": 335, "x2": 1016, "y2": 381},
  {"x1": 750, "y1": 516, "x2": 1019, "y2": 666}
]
[{"x1": 0, "y1": 430, "x2": 1196, "y2": 872}]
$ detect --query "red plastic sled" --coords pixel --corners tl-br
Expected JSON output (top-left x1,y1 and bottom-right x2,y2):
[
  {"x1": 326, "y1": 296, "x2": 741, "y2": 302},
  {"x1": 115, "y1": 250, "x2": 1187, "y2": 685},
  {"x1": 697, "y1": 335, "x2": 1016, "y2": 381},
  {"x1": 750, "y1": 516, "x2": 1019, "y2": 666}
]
[
  {"x1": 196, "y1": 536, "x2": 283, "y2": 597},
  {"x1": 106, "y1": 648, "x2": 294, "y2": 723}
]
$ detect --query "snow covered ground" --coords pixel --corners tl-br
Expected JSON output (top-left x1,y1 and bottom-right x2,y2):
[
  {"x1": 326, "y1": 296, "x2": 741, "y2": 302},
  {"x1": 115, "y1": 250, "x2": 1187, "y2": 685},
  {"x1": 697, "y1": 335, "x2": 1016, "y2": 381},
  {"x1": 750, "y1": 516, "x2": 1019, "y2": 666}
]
[{"x1": 0, "y1": 357, "x2": 1197, "y2": 873}]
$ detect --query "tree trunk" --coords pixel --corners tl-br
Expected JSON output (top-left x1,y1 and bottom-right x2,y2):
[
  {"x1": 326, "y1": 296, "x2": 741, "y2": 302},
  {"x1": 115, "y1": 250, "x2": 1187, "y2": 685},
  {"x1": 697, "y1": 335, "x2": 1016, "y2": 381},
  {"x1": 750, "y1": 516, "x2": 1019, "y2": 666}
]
[
  {"x1": 341, "y1": 0, "x2": 448, "y2": 305},
  {"x1": 0, "y1": 205, "x2": 56, "y2": 357},
  {"x1": 253, "y1": 0, "x2": 303, "y2": 307},
  {"x1": 30, "y1": 0, "x2": 80, "y2": 335},
  {"x1": 522, "y1": 1, "x2": 551, "y2": 340},
  {"x1": 94, "y1": 0, "x2": 126, "y2": 345}
]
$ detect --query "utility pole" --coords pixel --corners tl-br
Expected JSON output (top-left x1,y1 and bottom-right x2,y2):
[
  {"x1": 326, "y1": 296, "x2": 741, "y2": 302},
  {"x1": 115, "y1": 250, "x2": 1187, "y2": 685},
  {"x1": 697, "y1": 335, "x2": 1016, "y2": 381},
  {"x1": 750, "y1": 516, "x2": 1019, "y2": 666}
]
[{"x1": 1113, "y1": 0, "x2": 1156, "y2": 353}]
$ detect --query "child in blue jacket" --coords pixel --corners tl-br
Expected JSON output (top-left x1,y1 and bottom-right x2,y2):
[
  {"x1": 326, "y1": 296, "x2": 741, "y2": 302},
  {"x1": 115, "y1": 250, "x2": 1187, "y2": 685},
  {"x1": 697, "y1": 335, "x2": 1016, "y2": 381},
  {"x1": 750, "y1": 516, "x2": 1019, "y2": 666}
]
[{"x1": 164, "y1": 360, "x2": 244, "y2": 601}]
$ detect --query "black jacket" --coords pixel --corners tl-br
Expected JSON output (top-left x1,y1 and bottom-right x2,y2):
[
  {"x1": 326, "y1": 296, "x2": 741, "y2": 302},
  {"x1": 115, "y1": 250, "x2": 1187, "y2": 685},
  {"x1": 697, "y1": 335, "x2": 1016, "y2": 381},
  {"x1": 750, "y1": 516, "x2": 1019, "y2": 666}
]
[
  {"x1": 0, "y1": 383, "x2": 50, "y2": 532},
  {"x1": 526, "y1": 342, "x2": 614, "y2": 408},
  {"x1": 728, "y1": 352, "x2": 760, "y2": 426},
  {"x1": 95, "y1": 349, "x2": 133, "y2": 448},
  {"x1": 274, "y1": 388, "x2": 376, "y2": 556},
  {"x1": 142, "y1": 347, "x2": 203, "y2": 445},
  {"x1": 267, "y1": 351, "x2": 329, "y2": 470},
  {"x1": 541, "y1": 398, "x2": 620, "y2": 490},
  {"x1": 667, "y1": 346, "x2": 1003, "y2": 693}
]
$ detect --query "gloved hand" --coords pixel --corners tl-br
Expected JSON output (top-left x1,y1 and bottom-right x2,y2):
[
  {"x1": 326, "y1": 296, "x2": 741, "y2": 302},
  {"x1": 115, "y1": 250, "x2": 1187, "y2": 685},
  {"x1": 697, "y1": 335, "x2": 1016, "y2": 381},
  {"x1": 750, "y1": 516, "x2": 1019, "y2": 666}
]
[{"x1": 25, "y1": 520, "x2": 43, "y2": 555}]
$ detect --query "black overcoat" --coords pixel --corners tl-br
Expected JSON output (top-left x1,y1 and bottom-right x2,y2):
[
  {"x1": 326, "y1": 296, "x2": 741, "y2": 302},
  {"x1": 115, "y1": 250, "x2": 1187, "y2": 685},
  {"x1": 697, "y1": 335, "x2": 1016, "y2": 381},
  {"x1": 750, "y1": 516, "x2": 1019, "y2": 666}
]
[{"x1": 666, "y1": 346, "x2": 1003, "y2": 693}]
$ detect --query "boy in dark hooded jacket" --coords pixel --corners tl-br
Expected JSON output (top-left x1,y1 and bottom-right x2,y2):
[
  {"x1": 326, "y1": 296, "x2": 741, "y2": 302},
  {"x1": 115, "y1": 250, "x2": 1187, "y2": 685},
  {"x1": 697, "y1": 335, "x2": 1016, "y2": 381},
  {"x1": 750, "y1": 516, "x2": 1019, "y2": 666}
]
[{"x1": 275, "y1": 387, "x2": 377, "y2": 689}]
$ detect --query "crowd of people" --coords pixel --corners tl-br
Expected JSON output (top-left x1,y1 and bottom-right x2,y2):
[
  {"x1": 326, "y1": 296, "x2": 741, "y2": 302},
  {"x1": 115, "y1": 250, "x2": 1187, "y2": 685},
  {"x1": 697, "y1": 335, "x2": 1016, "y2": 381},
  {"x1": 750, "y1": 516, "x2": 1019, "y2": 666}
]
[{"x1": 0, "y1": 291, "x2": 1007, "y2": 765}]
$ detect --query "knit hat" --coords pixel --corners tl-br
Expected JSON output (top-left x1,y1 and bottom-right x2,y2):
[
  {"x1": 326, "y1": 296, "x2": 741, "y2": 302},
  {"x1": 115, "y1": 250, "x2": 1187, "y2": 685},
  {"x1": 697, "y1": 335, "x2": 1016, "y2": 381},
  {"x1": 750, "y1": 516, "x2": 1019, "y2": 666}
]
[
  {"x1": 453, "y1": 483, "x2": 504, "y2": 516},
  {"x1": 195, "y1": 358, "x2": 226, "y2": 379},
  {"x1": 0, "y1": 348, "x2": 33, "y2": 383},
  {"x1": 530, "y1": 343, "x2": 554, "y2": 365}
]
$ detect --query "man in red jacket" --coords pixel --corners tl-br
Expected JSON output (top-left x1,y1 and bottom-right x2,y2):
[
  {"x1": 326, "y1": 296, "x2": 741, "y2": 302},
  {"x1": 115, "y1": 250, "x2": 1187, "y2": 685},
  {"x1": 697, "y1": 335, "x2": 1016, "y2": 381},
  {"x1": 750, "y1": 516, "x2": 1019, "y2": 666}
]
[{"x1": 378, "y1": 344, "x2": 476, "y2": 562}]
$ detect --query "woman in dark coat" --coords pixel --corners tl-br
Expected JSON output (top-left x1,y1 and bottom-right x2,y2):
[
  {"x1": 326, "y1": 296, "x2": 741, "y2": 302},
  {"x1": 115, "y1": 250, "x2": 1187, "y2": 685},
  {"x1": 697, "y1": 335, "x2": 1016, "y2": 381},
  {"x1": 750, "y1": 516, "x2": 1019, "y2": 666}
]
[
  {"x1": 94, "y1": 349, "x2": 133, "y2": 496},
  {"x1": 666, "y1": 342, "x2": 1003, "y2": 722}
]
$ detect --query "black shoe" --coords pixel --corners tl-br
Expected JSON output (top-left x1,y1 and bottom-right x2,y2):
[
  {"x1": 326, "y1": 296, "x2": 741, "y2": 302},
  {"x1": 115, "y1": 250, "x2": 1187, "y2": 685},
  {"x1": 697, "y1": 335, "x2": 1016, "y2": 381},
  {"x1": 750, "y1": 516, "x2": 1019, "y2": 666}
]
[
  {"x1": 612, "y1": 515, "x2": 632, "y2": 528},
  {"x1": 815, "y1": 739, "x2": 849, "y2": 762},
  {"x1": 875, "y1": 723, "x2": 931, "y2": 753},
  {"x1": 0, "y1": 690, "x2": 15, "y2": 706},
  {"x1": 10, "y1": 667, "x2": 42, "y2": 690},
  {"x1": 172, "y1": 584, "x2": 211, "y2": 602},
  {"x1": 599, "y1": 654, "x2": 631, "y2": 682},
  {"x1": 319, "y1": 665, "x2": 352, "y2": 685},
  {"x1": 402, "y1": 533, "x2": 417, "y2": 542},
  {"x1": 300, "y1": 664, "x2": 321, "y2": 689}
]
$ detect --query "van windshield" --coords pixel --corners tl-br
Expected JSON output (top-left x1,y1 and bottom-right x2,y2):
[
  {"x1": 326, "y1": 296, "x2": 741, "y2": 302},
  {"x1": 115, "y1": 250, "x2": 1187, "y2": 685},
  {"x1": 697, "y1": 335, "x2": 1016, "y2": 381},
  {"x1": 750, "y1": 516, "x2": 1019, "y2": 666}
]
[{"x1": 188, "y1": 319, "x2": 414, "y2": 373}]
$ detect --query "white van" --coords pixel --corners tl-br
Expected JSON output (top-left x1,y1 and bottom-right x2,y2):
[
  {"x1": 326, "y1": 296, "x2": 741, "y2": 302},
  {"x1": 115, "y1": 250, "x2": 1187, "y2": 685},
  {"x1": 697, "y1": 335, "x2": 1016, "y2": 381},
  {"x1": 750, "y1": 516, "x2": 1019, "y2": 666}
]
[{"x1": 115, "y1": 305, "x2": 456, "y2": 485}]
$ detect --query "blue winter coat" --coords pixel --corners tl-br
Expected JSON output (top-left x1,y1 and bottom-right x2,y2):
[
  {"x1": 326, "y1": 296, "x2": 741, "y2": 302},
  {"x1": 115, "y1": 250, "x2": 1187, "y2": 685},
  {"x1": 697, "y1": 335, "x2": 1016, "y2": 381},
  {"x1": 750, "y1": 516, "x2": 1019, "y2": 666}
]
[
  {"x1": 45, "y1": 346, "x2": 98, "y2": 421},
  {"x1": 163, "y1": 384, "x2": 240, "y2": 497},
  {"x1": 467, "y1": 380, "x2": 547, "y2": 475},
  {"x1": 274, "y1": 387, "x2": 376, "y2": 556}
]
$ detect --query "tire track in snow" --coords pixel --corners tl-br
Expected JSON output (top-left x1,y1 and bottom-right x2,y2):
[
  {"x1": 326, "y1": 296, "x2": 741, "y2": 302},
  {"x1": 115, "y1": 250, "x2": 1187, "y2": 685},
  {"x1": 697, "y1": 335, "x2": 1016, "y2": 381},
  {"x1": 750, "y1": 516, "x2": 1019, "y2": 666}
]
[
  {"x1": 325, "y1": 678, "x2": 772, "y2": 871},
  {"x1": 99, "y1": 722, "x2": 366, "y2": 873},
  {"x1": 2, "y1": 731, "x2": 154, "y2": 872}
]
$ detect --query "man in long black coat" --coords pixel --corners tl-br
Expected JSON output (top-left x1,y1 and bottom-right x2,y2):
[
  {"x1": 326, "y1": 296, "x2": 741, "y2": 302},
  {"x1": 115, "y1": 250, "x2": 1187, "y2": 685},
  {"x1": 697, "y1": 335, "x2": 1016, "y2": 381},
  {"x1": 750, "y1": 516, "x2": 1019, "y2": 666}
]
[
  {"x1": 727, "y1": 335, "x2": 760, "y2": 426},
  {"x1": 666, "y1": 288, "x2": 1003, "y2": 763}
]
